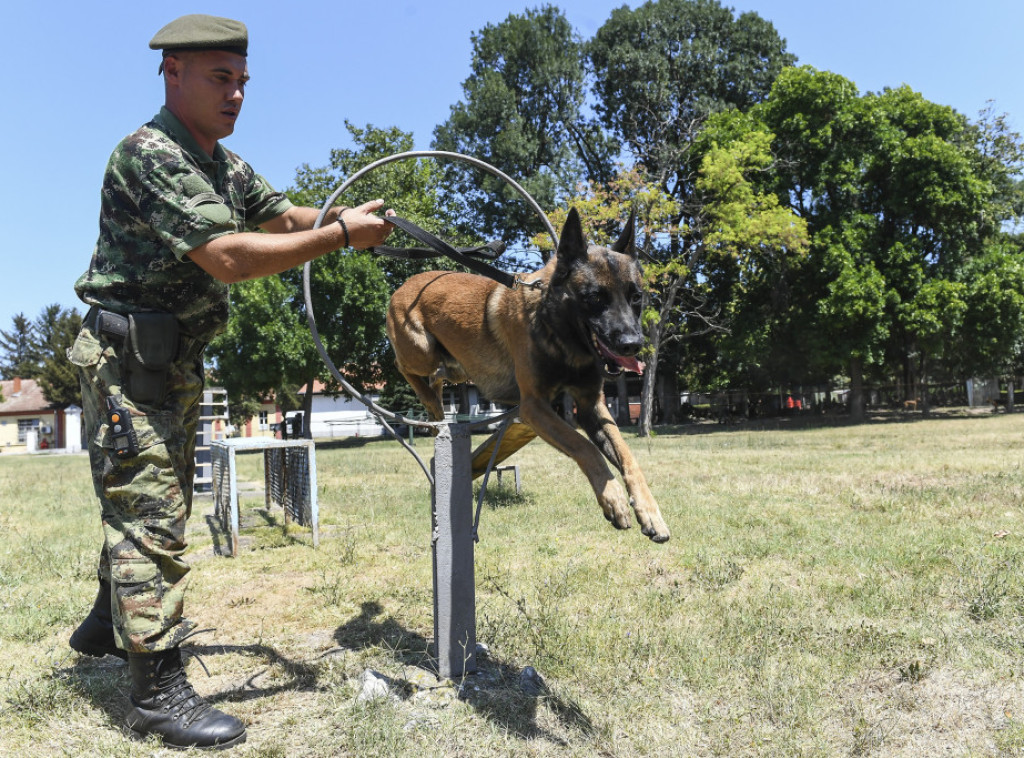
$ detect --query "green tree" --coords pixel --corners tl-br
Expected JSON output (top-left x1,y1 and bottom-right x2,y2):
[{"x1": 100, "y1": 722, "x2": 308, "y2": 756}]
[
  {"x1": 689, "y1": 115, "x2": 811, "y2": 397},
  {"x1": 866, "y1": 86, "x2": 1002, "y2": 407},
  {"x1": 433, "y1": 5, "x2": 618, "y2": 246},
  {"x1": 752, "y1": 66, "x2": 1022, "y2": 418},
  {"x1": 0, "y1": 313, "x2": 39, "y2": 379},
  {"x1": 585, "y1": 0, "x2": 796, "y2": 430},
  {"x1": 208, "y1": 273, "x2": 308, "y2": 424},
  {"x1": 751, "y1": 67, "x2": 887, "y2": 414},
  {"x1": 956, "y1": 243, "x2": 1024, "y2": 382},
  {"x1": 35, "y1": 307, "x2": 83, "y2": 406},
  {"x1": 588, "y1": 0, "x2": 794, "y2": 197},
  {"x1": 301, "y1": 121, "x2": 469, "y2": 285}
]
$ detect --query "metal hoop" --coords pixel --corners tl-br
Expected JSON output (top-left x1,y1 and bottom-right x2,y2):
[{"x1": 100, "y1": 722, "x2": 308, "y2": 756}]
[{"x1": 300, "y1": 151, "x2": 557, "y2": 479}]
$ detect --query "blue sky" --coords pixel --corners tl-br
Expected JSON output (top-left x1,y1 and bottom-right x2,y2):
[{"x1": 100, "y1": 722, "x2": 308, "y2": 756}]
[{"x1": 2, "y1": 0, "x2": 1022, "y2": 335}]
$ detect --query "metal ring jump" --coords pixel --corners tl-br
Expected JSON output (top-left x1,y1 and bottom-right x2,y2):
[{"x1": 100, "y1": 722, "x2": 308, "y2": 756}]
[{"x1": 301, "y1": 151, "x2": 557, "y2": 481}]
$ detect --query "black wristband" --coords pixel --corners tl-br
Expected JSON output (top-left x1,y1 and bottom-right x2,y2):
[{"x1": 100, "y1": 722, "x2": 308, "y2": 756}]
[{"x1": 336, "y1": 207, "x2": 351, "y2": 248}]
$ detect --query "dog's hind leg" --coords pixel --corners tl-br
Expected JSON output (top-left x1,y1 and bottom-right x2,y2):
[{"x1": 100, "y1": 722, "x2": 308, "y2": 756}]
[
  {"x1": 398, "y1": 369, "x2": 446, "y2": 422},
  {"x1": 576, "y1": 399, "x2": 670, "y2": 543}
]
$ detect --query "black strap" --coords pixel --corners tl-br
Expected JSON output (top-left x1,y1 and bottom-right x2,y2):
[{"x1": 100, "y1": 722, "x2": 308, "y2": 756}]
[
  {"x1": 372, "y1": 240, "x2": 504, "y2": 261},
  {"x1": 373, "y1": 216, "x2": 517, "y2": 289}
]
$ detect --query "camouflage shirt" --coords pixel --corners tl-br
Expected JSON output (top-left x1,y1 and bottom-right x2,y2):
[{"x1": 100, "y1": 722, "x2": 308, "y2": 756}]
[{"x1": 75, "y1": 107, "x2": 293, "y2": 341}]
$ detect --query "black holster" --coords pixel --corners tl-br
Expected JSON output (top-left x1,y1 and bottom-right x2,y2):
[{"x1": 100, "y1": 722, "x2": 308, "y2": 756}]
[
  {"x1": 93, "y1": 309, "x2": 180, "y2": 407},
  {"x1": 124, "y1": 313, "x2": 179, "y2": 406}
]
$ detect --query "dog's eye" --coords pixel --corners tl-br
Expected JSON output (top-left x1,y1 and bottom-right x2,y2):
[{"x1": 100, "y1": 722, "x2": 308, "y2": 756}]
[{"x1": 583, "y1": 290, "x2": 608, "y2": 311}]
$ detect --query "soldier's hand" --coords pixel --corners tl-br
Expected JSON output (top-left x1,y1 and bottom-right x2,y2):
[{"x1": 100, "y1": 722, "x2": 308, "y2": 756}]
[{"x1": 341, "y1": 200, "x2": 395, "y2": 249}]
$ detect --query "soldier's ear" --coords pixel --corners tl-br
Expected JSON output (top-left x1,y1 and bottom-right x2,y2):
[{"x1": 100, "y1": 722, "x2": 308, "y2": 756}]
[{"x1": 611, "y1": 208, "x2": 637, "y2": 258}]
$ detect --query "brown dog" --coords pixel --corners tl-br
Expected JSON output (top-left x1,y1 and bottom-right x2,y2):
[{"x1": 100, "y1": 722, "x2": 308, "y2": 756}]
[{"x1": 386, "y1": 209, "x2": 670, "y2": 543}]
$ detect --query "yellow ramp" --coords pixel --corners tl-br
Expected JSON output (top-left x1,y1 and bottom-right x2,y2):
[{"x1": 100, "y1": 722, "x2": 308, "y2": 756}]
[{"x1": 471, "y1": 422, "x2": 537, "y2": 479}]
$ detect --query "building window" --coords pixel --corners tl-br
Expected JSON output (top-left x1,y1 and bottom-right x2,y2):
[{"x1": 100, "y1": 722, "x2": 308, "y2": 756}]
[
  {"x1": 258, "y1": 410, "x2": 268, "y2": 430},
  {"x1": 17, "y1": 418, "x2": 39, "y2": 444}
]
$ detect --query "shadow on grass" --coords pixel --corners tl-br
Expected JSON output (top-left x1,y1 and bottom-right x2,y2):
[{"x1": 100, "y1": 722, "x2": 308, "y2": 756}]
[
  {"x1": 198, "y1": 506, "x2": 315, "y2": 557},
  {"x1": 63, "y1": 637, "x2": 325, "y2": 717},
  {"x1": 313, "y1": 436, "x2": 389, "y2": 451},
  {"x1": 59, "y1": 640, "x2": 327, "y2": 748},
  {"x1": 333, "y1": 600, "x2": 594, "y2": 744},
  {"x1": 202, "y1": 514, "x2": 228, "y2": 556},
  {"x1": 475, "y1": 483, "x2": 530, "y2": 510},
  {"x1": 62, "y1": 600, "x2": 593, "y2": 747},
  {"x1": 58, "y1": 655, "x2": 131, "y2": 722}
]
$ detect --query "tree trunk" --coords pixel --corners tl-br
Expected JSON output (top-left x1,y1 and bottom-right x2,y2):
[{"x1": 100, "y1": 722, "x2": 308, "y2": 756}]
[
  {"x1": 920, "y1": 354, "x2": 930, "y2": 414},
  {"x1": 637, "y1": 277, "x2": 680, "y2": 437},
  {"x1": 902, "y1": 341, "x2": 916, "y2": 407},
  {"x1": 657, "y1": 371, "x2": 680, "y2": 423},
  {"x1": 639, "y1": 364, "x2": 657, "y2": 437},
  {"x1": 615, "y1": 374, "x2": 630, "y2": 426},
  {"x1": 1008, "y1": 379, "x2": 1016, "y2": 413},
  {"x1": 638, "y1": 325, "x2": 663, "y2": 437},
  {"x1": 849, "y1": 357, "x2": 865, "y2": 423}
]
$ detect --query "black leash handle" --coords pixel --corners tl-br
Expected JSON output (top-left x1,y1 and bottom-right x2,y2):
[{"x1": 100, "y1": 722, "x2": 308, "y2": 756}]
[{"x1": 374, "y1": 215, "x2": 517, "y2": 289}]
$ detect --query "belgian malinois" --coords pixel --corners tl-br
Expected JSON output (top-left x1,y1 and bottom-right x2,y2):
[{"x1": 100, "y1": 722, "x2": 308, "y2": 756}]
[{"x1": 386, "y1": 208, "x2": 670, "y2": 543}]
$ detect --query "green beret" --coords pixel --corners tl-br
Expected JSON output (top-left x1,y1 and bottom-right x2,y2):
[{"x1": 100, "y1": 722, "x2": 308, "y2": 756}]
[{"x1": 149, "y1": 14, "x2": 248, "y2": 56}]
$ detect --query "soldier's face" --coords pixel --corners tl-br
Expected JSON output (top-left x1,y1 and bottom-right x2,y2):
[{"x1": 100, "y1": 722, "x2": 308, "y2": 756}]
[{"x1": 164, "y1": 50, "x2": 249, "y2": 152}]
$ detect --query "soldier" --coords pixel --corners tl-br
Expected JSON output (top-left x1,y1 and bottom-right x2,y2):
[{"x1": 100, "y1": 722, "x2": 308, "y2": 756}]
[{"x1": 67, "y1": 14, "x2": 394, "y2": 750}]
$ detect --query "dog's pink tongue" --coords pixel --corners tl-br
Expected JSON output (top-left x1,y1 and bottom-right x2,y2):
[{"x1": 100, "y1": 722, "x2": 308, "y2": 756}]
[
  {"x1": 598, "y1": 340, "x2": 645, "y2": 374},
  {"x1": 618, "y1": 354, "x2": 643, "y2": 372},
  {"x1": 616, "y1": 354, "x2": 645, "y2": 374}
]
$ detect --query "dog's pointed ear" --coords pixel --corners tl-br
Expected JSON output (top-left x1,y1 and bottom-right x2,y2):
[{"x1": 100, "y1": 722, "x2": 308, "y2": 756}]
[
  {"x1": 552, "y1": 208, "x2": 587, "y2": 283},
  {"x1": 611, "y1": 207, "x2": 638, "y2": 258},
  {"x1": 556, "y1": 208, "x2": 587, "y2": 261}
]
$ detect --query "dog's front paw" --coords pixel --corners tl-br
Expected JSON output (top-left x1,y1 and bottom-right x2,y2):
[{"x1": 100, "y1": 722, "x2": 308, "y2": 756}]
[
  {"x1": 631, "y1": 496, "x2": 671, "y2": 543},
  {"x1": 598, "y1": 481, "x2": 633, "y2": 530},
  {"x1": 642, "y1": 519, "x2": 671, "y2": 543}
]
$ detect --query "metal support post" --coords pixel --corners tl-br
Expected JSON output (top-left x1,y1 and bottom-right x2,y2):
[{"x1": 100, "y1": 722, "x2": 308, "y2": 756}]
[{"x1": 431, "y1": 423, "x2": 477, "y2": 678}]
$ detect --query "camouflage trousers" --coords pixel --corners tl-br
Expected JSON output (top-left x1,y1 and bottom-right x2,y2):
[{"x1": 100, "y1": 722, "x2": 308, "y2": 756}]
[{"x1": 70, "y1": 309, "x2": 206, "y2": 653}]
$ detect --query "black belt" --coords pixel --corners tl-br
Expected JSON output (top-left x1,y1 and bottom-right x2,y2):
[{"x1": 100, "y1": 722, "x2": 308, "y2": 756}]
[{"x1": 86, "y1": 306, "x2": 206, "y2": 363}]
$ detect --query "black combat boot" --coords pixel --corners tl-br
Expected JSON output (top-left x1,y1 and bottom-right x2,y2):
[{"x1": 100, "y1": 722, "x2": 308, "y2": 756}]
[
  {"x1": 69, "y1": 580, "x2": 128, "y2": 661},
  {"x1": 126, "y1": 648, "x2": 246, "y2": 750}
]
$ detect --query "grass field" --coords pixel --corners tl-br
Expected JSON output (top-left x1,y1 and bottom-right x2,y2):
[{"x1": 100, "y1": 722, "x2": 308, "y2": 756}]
[{"x1": 2, "y1": 410, "x2": 1024, "y2": 756}]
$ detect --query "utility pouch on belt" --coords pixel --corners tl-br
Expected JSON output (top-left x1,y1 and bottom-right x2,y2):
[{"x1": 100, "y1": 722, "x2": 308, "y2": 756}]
[{"x1": 124, "y1": 313, "x2": 179, "y2": 406}]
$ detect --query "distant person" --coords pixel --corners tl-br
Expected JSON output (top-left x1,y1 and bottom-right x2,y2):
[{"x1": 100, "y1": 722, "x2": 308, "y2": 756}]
[{"x1": 67, "y1": 14, "x2": 394, "y2": 750}]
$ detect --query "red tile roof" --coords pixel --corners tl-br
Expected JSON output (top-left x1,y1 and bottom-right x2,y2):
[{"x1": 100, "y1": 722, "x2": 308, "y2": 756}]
[{"x1": 0, "y1": 378, "x2": 55, "y2": 415}]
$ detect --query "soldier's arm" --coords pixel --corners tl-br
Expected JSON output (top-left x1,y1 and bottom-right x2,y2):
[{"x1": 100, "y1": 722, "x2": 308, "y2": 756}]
[
  {"x1": 257, "y1": 205, "x2": 332, "y2": 233},
  {"x1": 259, "y1": 201, "x2": 396, "y2": 234},
  {"x1": 186, "y1": 199, "x2": 393, "y2": 283}
]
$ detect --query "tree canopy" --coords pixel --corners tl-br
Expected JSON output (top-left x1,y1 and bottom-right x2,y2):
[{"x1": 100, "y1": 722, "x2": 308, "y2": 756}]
[
  {"x1": 433, "y1": 5, "x2": 618, "y2": 245},
  {"x1": 743, "y1": 66, "x2": 1024, "y2": 416}
]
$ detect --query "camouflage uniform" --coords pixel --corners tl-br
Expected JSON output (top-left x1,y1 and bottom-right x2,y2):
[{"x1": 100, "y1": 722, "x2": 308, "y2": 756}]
[{"x1": 71, "y1": 106, "x2": 292, "y2": 653}]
